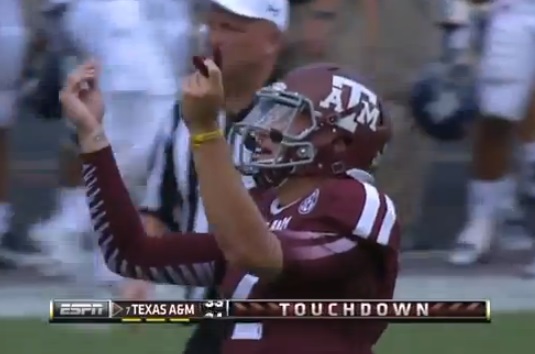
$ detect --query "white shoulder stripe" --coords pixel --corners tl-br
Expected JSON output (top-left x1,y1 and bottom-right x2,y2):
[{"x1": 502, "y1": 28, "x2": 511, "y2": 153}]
[
  {"x1": 377, "y1": 195, "x2": 397, "y2": 246},
  {"x1": 353, "y1": 183, "x2": 381, "y2": 238},
  {"x1": 292, "y1": 238, "x2": 359, "y2": 260}
]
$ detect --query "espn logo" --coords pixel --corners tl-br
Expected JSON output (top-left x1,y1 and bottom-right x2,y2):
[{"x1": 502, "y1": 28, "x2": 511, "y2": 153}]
[{"x1": 50, "y1": 300, "x2": 110, "y2": 321}]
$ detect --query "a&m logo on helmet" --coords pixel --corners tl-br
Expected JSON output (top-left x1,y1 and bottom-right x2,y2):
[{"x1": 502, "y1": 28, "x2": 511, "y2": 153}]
[{"x1": 318, "y1": 75, "x2": 381, "y2": 132}]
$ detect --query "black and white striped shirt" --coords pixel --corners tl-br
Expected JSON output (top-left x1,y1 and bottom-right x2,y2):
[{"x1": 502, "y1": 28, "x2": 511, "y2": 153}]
[
  {"x1": 139, "y1": 103, "x2": 256, "y2": 235},
  {"x1": 139, "y1": 63, "x2": 283, "y2": 253}
]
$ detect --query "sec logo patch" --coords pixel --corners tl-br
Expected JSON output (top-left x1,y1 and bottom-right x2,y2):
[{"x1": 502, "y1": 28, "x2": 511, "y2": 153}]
[{"x1": 298, "y1": 189, "x2": 319, "y2": 215}]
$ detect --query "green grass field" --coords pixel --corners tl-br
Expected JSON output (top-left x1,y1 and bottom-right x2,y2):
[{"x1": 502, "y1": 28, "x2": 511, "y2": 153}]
[{"x1": 2, "y1": 313, "x2": 533, "y2": 354}]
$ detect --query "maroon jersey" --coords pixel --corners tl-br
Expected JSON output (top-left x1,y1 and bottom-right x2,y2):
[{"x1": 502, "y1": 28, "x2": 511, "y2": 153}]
[{"x1": 81, "y1": 148, "x2": 400, "y2": 354}]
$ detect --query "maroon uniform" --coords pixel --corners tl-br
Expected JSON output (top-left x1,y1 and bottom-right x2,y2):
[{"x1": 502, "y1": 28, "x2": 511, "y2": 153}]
[{"x1": 81, "y1": 146, "x2": 399, "y2": 354}]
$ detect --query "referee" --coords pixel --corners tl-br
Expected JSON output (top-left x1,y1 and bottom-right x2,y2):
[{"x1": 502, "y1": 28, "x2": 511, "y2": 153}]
[{"x1": 138, "y1": 0, "x2": 289, "y2": 353}]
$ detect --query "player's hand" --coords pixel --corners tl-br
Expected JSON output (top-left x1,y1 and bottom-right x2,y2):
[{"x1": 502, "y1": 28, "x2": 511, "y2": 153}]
[
  {"x1": 181, "y1": 56, "x2": 224, "y2": 134},
  {"x1": 59, "y1": 60, "x2": 104, "y2": 135}
]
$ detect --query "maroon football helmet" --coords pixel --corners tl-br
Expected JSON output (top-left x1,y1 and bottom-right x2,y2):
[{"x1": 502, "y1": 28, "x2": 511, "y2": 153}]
[{"x1": 229, "y1": 63, "x2": 391, "y2": 187}]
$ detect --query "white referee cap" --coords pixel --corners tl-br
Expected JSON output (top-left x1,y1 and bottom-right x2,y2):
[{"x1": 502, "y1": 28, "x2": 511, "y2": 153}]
[{"x1": 210, "y1": 0, "x2": 289, "y2": 32}]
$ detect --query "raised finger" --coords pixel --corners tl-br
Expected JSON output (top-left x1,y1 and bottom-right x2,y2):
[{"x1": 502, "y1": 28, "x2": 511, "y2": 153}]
[
  {"x1": 83, "y1": 59, "x2": 101, "y2": 87},
  {"x1": 66, "y1": 62, "x2": 90, "y2": 86}
]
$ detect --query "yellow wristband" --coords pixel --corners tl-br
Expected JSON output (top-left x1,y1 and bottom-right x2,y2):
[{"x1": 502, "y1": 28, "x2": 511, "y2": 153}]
[{"x1": 190, "y1": 129, "x2": 224, "y2": 148}]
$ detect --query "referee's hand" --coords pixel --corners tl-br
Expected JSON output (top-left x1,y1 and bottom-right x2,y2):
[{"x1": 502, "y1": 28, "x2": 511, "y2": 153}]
[{"x1": 181, "y1": 56, "x2": 224, "y2": 135}]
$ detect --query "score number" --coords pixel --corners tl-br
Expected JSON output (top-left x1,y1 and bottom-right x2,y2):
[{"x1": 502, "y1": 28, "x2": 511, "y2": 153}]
[{"x1": 203, "y1": 300, "x2": 226, "y2": 318}]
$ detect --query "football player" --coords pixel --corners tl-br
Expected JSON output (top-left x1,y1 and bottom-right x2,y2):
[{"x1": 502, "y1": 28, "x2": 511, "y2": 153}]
[
  {"x1": 25, "y1": 0, "x2": 92, "y2": 276},
  {"x1": 0, "y1": 0, "x2": 29, "y2": 252},
  {"x1": 29, "y1": 0, "x2": 185, "y2": 283},
  {"x1": 448, "y1": 0, "x2": 535, "y2": 266},
  {"x1": 61, "y1": 59, "x2": 399, "y2": 353}
]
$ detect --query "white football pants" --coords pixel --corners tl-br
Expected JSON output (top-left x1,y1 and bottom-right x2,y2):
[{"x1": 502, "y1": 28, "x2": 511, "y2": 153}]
[{"x1": 478, "y1": 0, "x2": 535, "y2": 122}]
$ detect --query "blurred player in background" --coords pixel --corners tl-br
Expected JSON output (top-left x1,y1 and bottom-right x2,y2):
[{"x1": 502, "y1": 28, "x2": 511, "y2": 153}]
[
  {"x1": 0, "y1": 0, "x2": 29, "y2": 254},
  {"x1": 448, "y1": 0, "x2": 535, "y2": 267},
  {"x1": 28, "y1": 0, "x2": 188, "y2": 288},
  {"x1": 407, "y1": 0, "x2": 479, "y2": 247},
  {"x1": 24, "y1": 0, "x2": 91, "y2": 275}
]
